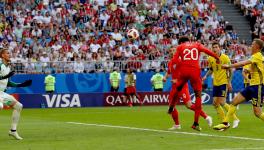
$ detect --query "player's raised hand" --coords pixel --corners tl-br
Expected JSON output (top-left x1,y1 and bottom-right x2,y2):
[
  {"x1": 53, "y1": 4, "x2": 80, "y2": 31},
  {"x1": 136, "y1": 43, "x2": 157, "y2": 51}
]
[{"x1": 222, "y1": 64, "x2": 230, "y2": 69}]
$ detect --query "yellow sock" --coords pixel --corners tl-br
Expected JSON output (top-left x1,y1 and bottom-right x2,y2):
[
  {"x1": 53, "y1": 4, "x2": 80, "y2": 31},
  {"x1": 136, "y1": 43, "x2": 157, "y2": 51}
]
[
  {"x1": 223, "y1": 103, "x2": 239, "y2": 121},
  {"x1": 259, "y1": 113, "x2": 264, "y2": 121},
  {"x1": 215, "y1": 105, "x2": 225, "y2": 122},
  {"x1": 223, "y1": 104, "x2": 236, "y2": 123}
]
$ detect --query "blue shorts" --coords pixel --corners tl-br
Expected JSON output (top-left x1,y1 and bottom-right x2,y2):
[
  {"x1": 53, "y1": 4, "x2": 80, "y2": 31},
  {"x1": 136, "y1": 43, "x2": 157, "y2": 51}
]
[
  {"x1": 244, "y1": 83, "x2": 250, "y2": 88},
  {"x1": 240, "y1": 85, "x2": 264, "y2": 107},
  {"x1": 213, "y1": 84, "x2": 227, "y2": 97}
]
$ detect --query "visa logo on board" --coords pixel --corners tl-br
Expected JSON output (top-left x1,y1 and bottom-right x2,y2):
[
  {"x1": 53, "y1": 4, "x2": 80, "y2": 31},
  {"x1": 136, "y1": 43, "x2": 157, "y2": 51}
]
[{"x1": 42, "y1": 94, "x2": 81, "y2": 108}]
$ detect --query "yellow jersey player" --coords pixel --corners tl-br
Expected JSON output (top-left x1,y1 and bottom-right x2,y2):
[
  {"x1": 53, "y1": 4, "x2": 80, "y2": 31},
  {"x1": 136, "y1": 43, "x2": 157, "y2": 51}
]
[
  {"x1": 203, "y1": 42, "x2": 240, "y2": 128},
  {"x1": 242, "y1": 64, "x2": 251, "y2": 87},
  {"x1": 213, "y1": 38, "x2": 264, "y2": 130}
]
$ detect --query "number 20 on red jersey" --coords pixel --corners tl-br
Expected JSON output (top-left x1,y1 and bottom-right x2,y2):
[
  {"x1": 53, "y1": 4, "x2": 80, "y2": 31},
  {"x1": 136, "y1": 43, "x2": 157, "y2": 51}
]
[{"x1": 183, "y1": 48, "x2": 199, "y2": 60}]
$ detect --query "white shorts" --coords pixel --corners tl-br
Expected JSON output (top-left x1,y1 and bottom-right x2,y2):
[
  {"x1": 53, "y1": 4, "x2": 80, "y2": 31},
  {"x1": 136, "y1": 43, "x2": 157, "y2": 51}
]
[{"x1": 0, "y1": 91, "x2": 18, "y2": 107}]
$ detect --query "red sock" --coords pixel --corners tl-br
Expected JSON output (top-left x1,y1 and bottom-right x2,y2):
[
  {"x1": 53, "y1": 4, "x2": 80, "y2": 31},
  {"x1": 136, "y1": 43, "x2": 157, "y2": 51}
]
[
  {"x1": 194, "y1": 97, "x2": 202, "y2": 124},
  {"x1": 171, "y1": 107, "x2": 179, "y2": 125},
  {"x1": 169, "y1": 89, "x2": 179, "y2": 107},
  {"x1": 189, "y1": 104, "x2": 207, "y2": 119},
  {"x1": 200, "y1": 110, "x2": 208, "y2": 119},
  {"x1": 127, "y1": 99, "x2": 133, "y2": 106}
]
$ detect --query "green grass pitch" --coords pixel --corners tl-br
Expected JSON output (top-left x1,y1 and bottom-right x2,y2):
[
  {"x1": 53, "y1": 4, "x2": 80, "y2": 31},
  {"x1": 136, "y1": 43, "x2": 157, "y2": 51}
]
[{"x1": 0, "y1": 104, "x2": 264, "y2": 150}]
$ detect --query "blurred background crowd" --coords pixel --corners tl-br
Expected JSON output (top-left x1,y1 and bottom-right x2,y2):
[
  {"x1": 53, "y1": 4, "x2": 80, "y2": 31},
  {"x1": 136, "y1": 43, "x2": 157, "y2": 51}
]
[{"x1": 0, "y1": 0, "x2": 263, "y2": 73}]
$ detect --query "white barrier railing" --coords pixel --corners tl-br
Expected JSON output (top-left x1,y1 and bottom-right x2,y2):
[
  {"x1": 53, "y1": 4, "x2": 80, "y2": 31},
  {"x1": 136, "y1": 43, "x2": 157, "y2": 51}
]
[{"x1": 9, "y1": 59, "x2": 243, "y2": 74}]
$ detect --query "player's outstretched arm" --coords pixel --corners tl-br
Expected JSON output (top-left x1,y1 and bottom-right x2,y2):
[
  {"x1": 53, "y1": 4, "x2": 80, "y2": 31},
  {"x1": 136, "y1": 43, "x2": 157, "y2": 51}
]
[
  {"x1": 8, "y1": 80, "x2": 32, "y2": 87},
  {"x1": 0, "y1": 71, "x2": 15, "y2": 80},
  {"x1": 199, "y1": 44, "x2": 220, "y2": 60},
  {"x1": 222, "y1": 60, "x2": 251, "y2": 69}
]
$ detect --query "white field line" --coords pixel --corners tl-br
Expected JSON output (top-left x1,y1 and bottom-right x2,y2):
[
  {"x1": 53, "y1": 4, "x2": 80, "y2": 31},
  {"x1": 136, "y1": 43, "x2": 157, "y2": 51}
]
[
  {"x1": 209, "y1": 148, "x2": 264, "y2": 150},
  {"x1": 66, "y1": 122, "x2": 264, "y2": 141}
]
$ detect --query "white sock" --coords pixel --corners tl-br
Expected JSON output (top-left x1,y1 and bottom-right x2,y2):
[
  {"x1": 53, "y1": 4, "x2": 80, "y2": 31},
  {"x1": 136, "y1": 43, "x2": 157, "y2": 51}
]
[{"x1": 11, "y1": 102, "x2": 23, "y2": 131}]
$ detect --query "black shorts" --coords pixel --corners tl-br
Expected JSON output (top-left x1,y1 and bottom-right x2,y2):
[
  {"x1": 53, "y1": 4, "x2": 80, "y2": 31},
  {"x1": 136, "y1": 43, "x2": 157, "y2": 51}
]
[
  {"x1": 241, "y1": 85, "x2": 264, "y2": 107},
  {"x1": 244, "y1": 83, "x2": 250, "y2": 88},
  {"x1": 111, "y1": 86, "x2": 119, "y2": 92},
  {"x1": 154, "y1": 88, "x2": 163, "y2": 92},
  {"x1": 213, "y1": 84, "x2": 227, "y2": 97}
]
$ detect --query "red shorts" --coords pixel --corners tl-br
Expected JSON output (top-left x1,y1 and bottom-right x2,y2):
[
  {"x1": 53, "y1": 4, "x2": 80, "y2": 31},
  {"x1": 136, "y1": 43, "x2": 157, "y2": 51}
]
[
  {"x1": 125, "y1": 86, "x2": 136, "y2": 95},
  {"x1": 169, "y1": 83, "x2": 190, "y2": 105},
  {"x1": 174, "y1": 68, "x2": 202, "y2": 92}
]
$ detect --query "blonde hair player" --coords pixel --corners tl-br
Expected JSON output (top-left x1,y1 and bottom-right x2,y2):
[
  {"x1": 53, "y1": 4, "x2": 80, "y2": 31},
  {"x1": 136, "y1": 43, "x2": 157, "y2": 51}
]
[
  {"x1": 213, "y1": 39, "x2": 264, "y2": 130},
  {"x1": 0, "y1": 49, "x2": 32, "y2": 140}
]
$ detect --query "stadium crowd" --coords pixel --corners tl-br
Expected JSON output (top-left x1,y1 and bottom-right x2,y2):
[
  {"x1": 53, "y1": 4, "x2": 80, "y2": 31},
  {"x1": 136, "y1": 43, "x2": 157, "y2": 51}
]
[
  {"x1": 0, "y1": 0, "x2": 252, "y2": 73},
  {"x1": 233, "y1": 0, "x2": 264, "y2": 41}
]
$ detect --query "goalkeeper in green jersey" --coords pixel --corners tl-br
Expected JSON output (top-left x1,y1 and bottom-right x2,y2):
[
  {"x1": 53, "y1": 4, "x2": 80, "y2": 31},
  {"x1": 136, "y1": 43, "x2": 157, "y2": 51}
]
[{"x1": 0, "y1": 49, "x2": 32, "y2": 140}]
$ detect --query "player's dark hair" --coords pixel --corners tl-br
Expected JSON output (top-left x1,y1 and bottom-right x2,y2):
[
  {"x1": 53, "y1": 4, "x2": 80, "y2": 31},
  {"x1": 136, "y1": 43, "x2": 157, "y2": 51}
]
[
  {"x1": 211, "y1": 42, "x2": 220, "y2": 47},
  {"x1": 178, "y1": 36, "x2": 190, "y2": 44},
  {"x1": 253, "y1": 38, "x2": 264, "y2": 50}
]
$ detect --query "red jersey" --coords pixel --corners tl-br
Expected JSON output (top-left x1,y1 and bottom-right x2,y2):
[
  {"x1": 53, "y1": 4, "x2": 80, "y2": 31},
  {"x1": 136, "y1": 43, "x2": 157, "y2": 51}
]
[
  {"x1": 173, "y1": 42, "x2": 219, "y2": 69},
  {"x1": 168, "y1": 59, "x2": 191, "y2": 106},
  {"x1": 167, "y1": 59, "x2": 178, "y2": 79}
]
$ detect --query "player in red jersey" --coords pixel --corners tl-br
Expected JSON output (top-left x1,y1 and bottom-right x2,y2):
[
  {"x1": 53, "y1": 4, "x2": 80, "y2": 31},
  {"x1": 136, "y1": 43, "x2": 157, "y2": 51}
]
[
  {"x1": 164, "y1": 52, "x2": 212, "y2": 130},
  {"x1": 169, "y1": 37, "x2": 219, "y2": 131}
]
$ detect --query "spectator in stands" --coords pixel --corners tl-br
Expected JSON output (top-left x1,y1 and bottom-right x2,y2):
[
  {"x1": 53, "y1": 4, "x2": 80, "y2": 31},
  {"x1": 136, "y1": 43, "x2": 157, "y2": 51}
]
[
  {"x1": 0, "y1": 0, "x2": 250, "y2": 74},
  {"x1": 73, "y1": 57, "x2": 85, "y2": 73},
  {"x1": 63, "y1": 61, "x2": 73, "y2": 73},
  {"x1": 25, "y1": 59, "x2": 35, "y2": 74}
]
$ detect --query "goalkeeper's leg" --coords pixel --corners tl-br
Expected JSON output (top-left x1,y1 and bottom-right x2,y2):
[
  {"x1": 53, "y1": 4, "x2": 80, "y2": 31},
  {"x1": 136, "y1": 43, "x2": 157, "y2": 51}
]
[
  {"x1": 9, "y1": 101, "x2": 23, "y2": 140},
  {"x1": 4, "y1": 94, "x2": 24, "y2": 140},
  {"x1": 11, "y1": 102, "x2": 23, "y2": 132}
]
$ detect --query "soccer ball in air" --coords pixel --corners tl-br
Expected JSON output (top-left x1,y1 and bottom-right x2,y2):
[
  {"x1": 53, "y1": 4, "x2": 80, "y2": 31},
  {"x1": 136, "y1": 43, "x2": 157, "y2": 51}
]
[{"x1": 127, "y1": 29, "x2": 139, "y2": 40}]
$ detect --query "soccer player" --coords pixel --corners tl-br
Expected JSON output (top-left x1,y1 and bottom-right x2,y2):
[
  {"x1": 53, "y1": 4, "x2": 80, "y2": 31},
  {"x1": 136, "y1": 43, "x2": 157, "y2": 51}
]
[
  {"x1": 123, "y1": 68, "x2": 142, "y2": 106},
  {"x1": 213, "y1": 39, "x2": 264, "y2": 130},
  {"x1": 242, "y1": 64, "x2": 251, "y2": 87},
  {"x1": 202, "y1": 42, "x2": 240, "y2": 128},
  {"x1": 164, "y1": 53, "x2": 212, "y2": 130},
  {"x1": 169, "y1": 36, "x2": 219, "y2": 131},
  {"x1": 0, "y1": 49, "x2": 32, "y2": 140}
]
